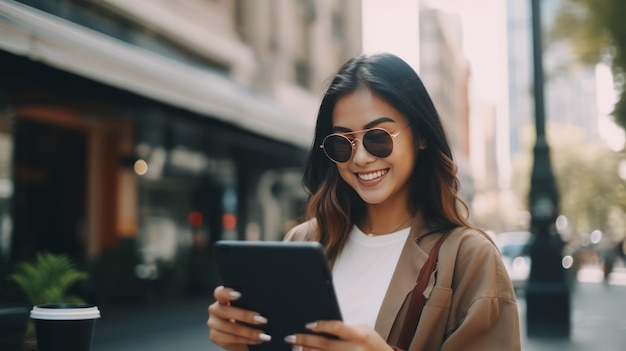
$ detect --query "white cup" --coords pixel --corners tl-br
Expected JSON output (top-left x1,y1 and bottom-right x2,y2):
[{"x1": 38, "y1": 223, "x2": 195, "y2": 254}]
[{"x1": 30, "y1": 304, "x2": 101, "y2": 351}]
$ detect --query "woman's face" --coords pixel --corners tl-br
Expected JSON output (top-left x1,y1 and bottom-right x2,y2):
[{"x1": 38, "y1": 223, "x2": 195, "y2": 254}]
[{"x1": 330, "y1": 88, "x2": 418, "y2": 207}]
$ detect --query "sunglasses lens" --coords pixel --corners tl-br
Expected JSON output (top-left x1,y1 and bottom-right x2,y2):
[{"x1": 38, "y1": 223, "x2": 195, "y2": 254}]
[
  {"x1": 324, "y1": 135, "x2": 352, "y2": 162},
  {"x1": 363, "y1": 129, "x2": 393, "y2": 158}
]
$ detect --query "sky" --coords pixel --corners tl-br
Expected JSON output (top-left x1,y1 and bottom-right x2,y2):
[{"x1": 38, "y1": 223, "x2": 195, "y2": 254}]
[
  {"x1": 361, "y1": 0, "x2": 421, "y2": 72},
  {"x1": 361, "y1": 0, "x2": 506, "y2": 102},
  {"x1": 595, "y1": 63, "x2": 625, "y2": 151}
]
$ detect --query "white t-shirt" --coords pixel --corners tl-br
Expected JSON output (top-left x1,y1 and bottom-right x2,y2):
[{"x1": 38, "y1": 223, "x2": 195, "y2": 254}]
[{"x1": 332, "y1": 225, "x2": 410, "y2": 328}]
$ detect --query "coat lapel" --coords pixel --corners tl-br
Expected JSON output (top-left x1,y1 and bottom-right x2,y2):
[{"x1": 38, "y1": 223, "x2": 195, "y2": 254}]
[{"x1": 374, "y1": 214, "x2": 431, "y2": 339}]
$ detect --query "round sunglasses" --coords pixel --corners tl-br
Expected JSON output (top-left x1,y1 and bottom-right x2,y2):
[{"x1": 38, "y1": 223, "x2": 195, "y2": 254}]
[{"x1": 320, "y1": 125, "x2": 408, "y2": 163}]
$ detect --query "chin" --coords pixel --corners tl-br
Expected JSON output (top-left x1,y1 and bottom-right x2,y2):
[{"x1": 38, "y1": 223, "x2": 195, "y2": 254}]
[{"x1": 356, "y1": 192, "x2": 388, "y2": 205}]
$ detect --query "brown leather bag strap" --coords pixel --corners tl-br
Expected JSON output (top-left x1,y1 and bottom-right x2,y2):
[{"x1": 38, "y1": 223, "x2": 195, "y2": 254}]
[{"x1": 395, "y1": 232, "x2": 450, "y2": 350}]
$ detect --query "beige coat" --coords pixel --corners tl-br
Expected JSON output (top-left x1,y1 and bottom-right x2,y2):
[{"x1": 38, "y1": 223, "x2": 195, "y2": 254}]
[{"x1": 284, "y1": 215, "x2": 521, "y2": 351}]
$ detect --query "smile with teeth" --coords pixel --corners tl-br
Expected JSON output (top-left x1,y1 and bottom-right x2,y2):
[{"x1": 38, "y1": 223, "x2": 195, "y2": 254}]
[{"x1": 357, "y1": 169, "x2": 388, "y2": 181}]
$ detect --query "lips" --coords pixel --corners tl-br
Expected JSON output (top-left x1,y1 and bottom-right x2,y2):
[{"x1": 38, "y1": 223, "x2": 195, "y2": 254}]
[{"x1": 357, "y1": 169, "x2": 388, "y2": 181}]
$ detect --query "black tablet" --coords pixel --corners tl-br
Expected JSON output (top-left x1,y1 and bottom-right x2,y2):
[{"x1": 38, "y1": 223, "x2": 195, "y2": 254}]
[{"x1": 212, "y1": 240, "x2": 343, "y2": 351}]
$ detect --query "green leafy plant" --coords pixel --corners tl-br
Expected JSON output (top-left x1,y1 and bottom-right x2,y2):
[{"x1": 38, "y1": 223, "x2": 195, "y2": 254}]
[
  {"x1": 10, "y1": 253, "x2": 89, "y2": 348},
  {"x1": 10, "y1": 252, "x2": 88, "y2": 305}
]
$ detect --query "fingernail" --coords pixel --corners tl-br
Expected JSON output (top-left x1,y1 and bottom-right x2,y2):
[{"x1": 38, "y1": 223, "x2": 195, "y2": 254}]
[
  {"x1": 228, "y1": 291, "x2": 241, "y2": 298},
  {"x1": 305, "y1": 322, "x2": 317, "y2": 329},
  {"x1": 284, "y1": 335, "x2": 296, "y2": 343},
  {"x1": 292, "y1": 346, "x2": 303, "y2": 351},
  {"x1": 253, "y1": 315, "x2": 268, "y2": 324},
  {"x1": 259, "y1": 333, "x2": 272, "y2": 341}
]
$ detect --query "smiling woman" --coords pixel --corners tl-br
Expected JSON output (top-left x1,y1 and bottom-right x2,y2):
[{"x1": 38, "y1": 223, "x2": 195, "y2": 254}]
[{"x1": 207, "y1": 53, "x2": 521, "y2": 351}]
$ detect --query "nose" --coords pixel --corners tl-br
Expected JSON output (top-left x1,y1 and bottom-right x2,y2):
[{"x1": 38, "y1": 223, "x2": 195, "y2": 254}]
[{"x1": 351, "y1": 138, "x2": 375, "y2": 165}]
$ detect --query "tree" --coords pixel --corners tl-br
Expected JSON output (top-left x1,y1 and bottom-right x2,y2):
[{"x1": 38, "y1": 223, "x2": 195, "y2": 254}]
[
  {"x1": 511, "y1": 123, "x2": 626, "y2": 239},
  {"x1": 551, "y1": 0, "x2": 626, "y2": 129}
]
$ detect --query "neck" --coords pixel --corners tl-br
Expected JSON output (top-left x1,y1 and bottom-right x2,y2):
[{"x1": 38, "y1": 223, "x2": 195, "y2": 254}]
[{"x1": 363, "y1": 213, "x2": 413, "y2": 237}]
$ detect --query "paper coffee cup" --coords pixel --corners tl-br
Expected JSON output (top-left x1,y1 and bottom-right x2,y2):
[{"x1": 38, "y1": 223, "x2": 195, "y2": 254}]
[{"x1": 30, "y1": 304, "x2": 101, "y2": 351}]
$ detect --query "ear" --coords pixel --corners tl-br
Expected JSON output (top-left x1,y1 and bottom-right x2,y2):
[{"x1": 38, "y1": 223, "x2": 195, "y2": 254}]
[{"x1": 418, "y1": 138, "x2": 427, "y2": 150}]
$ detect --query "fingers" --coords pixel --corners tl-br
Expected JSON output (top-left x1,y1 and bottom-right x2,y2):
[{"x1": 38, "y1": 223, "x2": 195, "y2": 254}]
[
  {"x1": 207, "y1": 287, "x2": 272, "y2": 349},
  {"x1": 209, "y1": 286, "x2": 268, "y2": 327},
  {"x1": 283, "y1": 321, "x2": 347, "y2": 351},
  {"x1": 208, "y1": 302, "x2": 266, "y2": 324},
  {"x1": 306, "y1": 320, "x2": 359, "y2": 340},
  {"x1": 284, "y1": 332, "x2": 341, "y2": 351},
  {"x1": 207, "y1": 313, "x2": 270, "y2": 346},
  {"x1": 214, "y1": 285, "x2": 242, "y2": 304},
  {"x1": 208, "y1": 328, "x2": 264, "y2": 347},
  {"x1": 207, "y1": 304, "x2": 271, "y2": 347},
  {"x1": 284, "y1": 321, "x2": 388, "y2": 351}
]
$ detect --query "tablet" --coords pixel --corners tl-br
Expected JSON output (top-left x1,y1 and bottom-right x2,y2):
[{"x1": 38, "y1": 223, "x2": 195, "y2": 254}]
[{"x1": 212, "y1": 240, "x2": 343, "y2": 351}]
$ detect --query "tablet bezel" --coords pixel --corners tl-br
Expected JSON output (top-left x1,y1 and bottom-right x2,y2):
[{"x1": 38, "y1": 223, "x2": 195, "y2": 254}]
[{"x1": 212, "y1": 240, "x2": 343, "y2": 351}]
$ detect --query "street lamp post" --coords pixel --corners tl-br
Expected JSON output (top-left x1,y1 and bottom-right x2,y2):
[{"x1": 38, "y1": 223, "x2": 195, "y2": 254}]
[{"x1": 525, "y1": 0, "x2": 571, "y2": 338}]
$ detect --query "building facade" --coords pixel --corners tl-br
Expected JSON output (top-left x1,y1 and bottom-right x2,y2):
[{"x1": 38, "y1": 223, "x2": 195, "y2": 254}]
[
  {"x1": 418, "y1": 5, "x2": 474, "y2": 203},
  {"x1": 0, "y1": 0, "x2": 361, "y2": 303},
  {"x1": 506, "y1": 0, "x2": 601, "y2": 157}
]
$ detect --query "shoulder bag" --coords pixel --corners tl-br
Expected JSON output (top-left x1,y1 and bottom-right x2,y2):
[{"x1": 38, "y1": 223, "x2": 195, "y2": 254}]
[{"x1": 390, "y1": 231, "x2": 451, "y2": 351}]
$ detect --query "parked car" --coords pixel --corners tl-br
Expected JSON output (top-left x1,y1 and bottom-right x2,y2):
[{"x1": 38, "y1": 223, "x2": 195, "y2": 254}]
[{"x1": 494, "y1": 231, "x2": 532, "y2": 291}]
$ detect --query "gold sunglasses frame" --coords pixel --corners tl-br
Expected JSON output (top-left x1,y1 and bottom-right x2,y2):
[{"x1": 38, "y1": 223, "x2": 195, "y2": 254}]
[{"x1": 319, "y1": 125, "x2": 407, "y2": 163}]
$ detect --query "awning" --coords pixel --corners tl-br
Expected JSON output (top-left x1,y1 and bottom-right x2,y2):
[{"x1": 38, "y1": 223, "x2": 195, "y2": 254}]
[{"x1": 0, "y1": 0, "x2": 315, "y2": 149}]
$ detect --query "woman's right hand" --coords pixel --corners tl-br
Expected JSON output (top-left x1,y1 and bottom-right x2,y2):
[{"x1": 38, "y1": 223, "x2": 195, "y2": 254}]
[{"x1": 207, "y1": 286, "x2": 272, "y2": 351}]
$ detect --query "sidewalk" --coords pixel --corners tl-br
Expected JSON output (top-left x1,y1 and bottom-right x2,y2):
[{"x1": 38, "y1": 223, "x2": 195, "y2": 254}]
[
  {"x1": 520, "y1": 271, "x2": 626, "y2": 351},
  {"x1": 92, "y1": 296, "x2": 220, "y2": 351}
]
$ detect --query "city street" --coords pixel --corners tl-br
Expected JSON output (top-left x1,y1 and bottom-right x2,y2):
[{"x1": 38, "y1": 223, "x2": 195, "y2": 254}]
[
  {"x1": 2, "y1": 1, "x2": 625, "y2": 350},
  {"x1": 92, "y1": 295, "x2": 220, "y2": 351},
  {"x1": 92, "y1": 266, "x2": 626, "y2": 351}
]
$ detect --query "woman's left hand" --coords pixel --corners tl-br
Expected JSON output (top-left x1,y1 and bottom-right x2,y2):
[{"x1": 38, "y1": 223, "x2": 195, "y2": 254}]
[{"x1": 284, "y1": 320, "x2": 394, "y2": 351}]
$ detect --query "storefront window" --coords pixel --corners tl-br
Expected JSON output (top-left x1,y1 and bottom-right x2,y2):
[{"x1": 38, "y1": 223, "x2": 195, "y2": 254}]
[{"x1": 135, "y1": 141, "x2": 237, "y2": 264}]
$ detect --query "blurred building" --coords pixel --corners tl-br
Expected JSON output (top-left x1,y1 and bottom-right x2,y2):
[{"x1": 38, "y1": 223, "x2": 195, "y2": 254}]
[
  {"x1": 506, "y1": 0, "x2": 533, "y2": 158},
  {"x1": 468, "y1": 96, "x2": 511, "y2": 231},
  {"x1": 418, "y1": 4, "x2": 474, "y2": 203},
  {"x1": 506, "y1": 0, "x2": 601, "y2": 158},
  {"x1": 0, "y1": 0, "x2": 361, "y2": 302},
  {"x1": 542, "y1": 0, "x2": 600, "y2": 141},
  {"x1": 503, "y1": 0, "x2": 602, "y2": 233}
]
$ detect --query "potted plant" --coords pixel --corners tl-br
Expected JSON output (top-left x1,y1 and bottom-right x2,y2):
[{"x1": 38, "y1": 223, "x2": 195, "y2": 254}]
[{"x1": 9, "y1": 253, "x2": 88, "y2": 350}]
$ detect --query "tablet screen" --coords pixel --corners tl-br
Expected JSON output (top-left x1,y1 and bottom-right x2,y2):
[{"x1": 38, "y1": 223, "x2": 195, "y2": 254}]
[{"x1": 212, "y1": 240, "x2": 343, "y2": 351}]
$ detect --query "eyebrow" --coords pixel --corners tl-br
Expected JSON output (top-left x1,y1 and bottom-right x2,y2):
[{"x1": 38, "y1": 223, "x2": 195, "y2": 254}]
[{"x1": 332, "y1": 117, "x2": 397, "y2": 132}]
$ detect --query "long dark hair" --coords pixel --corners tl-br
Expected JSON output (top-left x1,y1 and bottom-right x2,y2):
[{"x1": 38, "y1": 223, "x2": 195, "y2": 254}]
[{"x1": 303, "y1": 52, "x2": 473, "y2": 262}]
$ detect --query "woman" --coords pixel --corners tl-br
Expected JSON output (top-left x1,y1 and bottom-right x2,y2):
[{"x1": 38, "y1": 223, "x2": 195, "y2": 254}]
[{"x1": 207, "y1": 53, "x2": 521, "y2": 351}]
